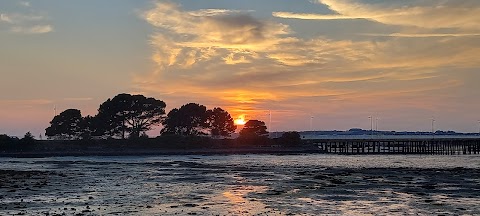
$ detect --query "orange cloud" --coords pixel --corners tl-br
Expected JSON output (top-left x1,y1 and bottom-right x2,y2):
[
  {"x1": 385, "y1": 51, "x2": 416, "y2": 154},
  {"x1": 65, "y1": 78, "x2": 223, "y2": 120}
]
[
  {"x1": 296, "y1": 0, "x2": 480, "y2": 30},
  {"x1": 134, "y1": 1, "x2": 480, "y2": 132}
]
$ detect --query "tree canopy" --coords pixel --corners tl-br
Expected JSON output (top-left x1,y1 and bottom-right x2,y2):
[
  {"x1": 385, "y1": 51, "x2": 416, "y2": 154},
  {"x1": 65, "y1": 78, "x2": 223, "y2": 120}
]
[
  {"x1": 96, "y1": 93, "x2": 166, "y2": 139},
  {"x1": 161, "y1": 103, "x2": 209, "y2": 136},
  {"x1": 239, "y1": 120, "x2": 268, "y2": 138},
  {"x1": 161, "y1": 104, "x2": 237, "y2": 137},
  {"x1": 207, "y1": 107, "x2": 236, "y2": 137},
  {"x1": 43, "y1": 93, "x2": 238, "y2": 140},
  {"x1": 78, "y1": 115, "x2": 102, "y2": 139},
  {"x1": 45, "y1": 109, "x2": 84, "y2": 139}
]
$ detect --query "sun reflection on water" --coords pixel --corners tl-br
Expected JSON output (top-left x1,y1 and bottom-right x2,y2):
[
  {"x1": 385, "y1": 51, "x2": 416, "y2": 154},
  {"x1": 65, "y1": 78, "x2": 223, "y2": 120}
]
[{"x1": 220, "y1": 185, "x2": 272, "y2": 215}]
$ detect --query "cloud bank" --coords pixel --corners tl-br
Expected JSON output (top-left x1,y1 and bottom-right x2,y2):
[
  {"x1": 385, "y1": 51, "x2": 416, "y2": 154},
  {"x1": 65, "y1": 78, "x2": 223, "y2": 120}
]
[{"x1": 135, "y1": 1, "x2": 480, "y2": 131}]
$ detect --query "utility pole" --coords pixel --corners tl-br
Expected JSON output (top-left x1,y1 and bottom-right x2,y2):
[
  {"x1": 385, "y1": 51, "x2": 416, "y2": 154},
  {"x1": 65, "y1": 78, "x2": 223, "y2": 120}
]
[
  {"x1": 431, "y1": 118, "x2": 435, "y2": 139},
  {"x1": 269, "y1": 110, "x2": 272, "y2": 133},
  {"x1": 368, "y1": 116, "x2": 373, "y2": 138},
  {"x1": 268, "y1": 110, "x2": 272, "y2": 138}
]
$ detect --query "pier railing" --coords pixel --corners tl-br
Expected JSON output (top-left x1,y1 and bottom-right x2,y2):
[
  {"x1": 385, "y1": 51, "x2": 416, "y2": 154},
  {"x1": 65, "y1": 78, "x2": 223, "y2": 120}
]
[{"x1": 307, "y1": 138, "x2": 480, "y2": 155}]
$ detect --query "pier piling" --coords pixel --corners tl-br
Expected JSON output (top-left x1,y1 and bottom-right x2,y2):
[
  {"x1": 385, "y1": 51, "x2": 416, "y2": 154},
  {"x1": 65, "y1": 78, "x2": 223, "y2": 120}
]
[{"x1": 312, "y1": 138, "x2": 480, "y2": 155}]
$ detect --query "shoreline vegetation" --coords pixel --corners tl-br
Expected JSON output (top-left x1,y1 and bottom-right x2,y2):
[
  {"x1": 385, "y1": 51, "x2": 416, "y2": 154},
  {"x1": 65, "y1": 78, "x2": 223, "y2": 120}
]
[
  {"x1": 0, "y1": 148, "x2": 323, "y2": 158},
  {"x1": 1, "y1": 134, "x2": 315, "y2": 158},
  {"x1": 2, "y1": 136, "x2": 480, "y2": 158},
  {"x1": 2, "y1": 93, "x2": 312, "y2": 157},
  {"x1": 2, "y1": 93, "x2": 480, "y2": 157},
  {"x1": 0, "y1": 142, "x2": 321, "y2": 158}
]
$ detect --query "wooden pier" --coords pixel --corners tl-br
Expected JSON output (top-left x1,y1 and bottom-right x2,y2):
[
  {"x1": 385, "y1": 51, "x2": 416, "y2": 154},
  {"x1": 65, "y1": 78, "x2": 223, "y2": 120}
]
[{"x1": 309, "y1": 138, "x2": 480, "y2": 155}]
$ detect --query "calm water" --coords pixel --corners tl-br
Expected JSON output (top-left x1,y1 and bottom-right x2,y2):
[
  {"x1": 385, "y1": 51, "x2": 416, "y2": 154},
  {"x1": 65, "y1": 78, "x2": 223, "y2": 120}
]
[{"x1": 1, "y1": 155, "x2": 479, "y2": 215}]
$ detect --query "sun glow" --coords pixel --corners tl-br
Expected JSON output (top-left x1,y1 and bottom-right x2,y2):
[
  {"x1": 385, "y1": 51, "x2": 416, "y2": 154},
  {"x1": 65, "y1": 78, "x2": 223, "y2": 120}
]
[{"x1": 234, "y1": 116, "x2": 246, "y2": 125}]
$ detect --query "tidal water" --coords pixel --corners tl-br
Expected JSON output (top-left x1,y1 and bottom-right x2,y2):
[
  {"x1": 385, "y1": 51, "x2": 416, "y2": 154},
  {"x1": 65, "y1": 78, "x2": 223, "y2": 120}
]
[{"x1": 1, "y1": 155, "x2": 479, "y2": 215}]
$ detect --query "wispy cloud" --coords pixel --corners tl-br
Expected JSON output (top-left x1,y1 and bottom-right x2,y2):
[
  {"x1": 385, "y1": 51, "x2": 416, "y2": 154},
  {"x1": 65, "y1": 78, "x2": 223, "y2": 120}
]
[
  {"x1": 136, "y1": 1, "x2": 480, "y2": 122},
  {"x1": 0, "y1": 13, "x2": 13, "y2": 23},
  {"x1": 360, "y1": 33, "x2": 480, "y2": 38},
  {"x1": 273, "y1": 11, "x2": 364, "y2": 20},
  {"x1": 63, "y1": 97, "x2": 93, "y2": 101},
  {"x1": 0, "y1": 6, "x2": 53, "y2": 34},
  {"x1": 0, "y1": 13, "x2": 45, "y2": 24},
  {"x1": 275, "y1": 0, "x2": 480, "y2": 30},
  {"x1": 143, "y1": 2, "x2": 291, "y2": 53},
  {"x1": 188, "y1": 9, "x2": 253, "y2": 17},
  {"x1": 0, "y1": 99, "x2": 53, "y2": 106},
  {"x1": 10, "y1": 25, "x2": 53, "y2": 34},
  {"x1": 19, "y1": 2, "x2": 31, "y2": 7}
]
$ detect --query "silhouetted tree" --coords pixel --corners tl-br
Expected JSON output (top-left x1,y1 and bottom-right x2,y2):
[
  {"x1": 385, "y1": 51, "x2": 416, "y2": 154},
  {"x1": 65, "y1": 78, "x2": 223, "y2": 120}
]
[
  {"x1": 239, "y1": 120, "x2": 268, "y2": 138},
  {"x1": 21, "y1": 132, "x2": 35, "y2": 144},
  {"x1": 0, "y1": 134, "x2": 14, "y2": 150},
  {"x1": 96, "y1": 93, "x2": 166, "y2": 139},
  {"x1": 45, "y1": 109, "x2": 84, "y2": 139},
  {"x1": 207, "y1": 107, "x2": 236, "y2": 137},
  {"x1": 77, "y1": 115, "x2": 102, "y2": 139},
  {"x1": 23, "y1": 132, "x2": 35, "y2": 140},
  {"x1": 161, "y1": 103, "x2": 208, "y2": 136},
  {"x1": 279, "y1": 131, "x2": 302, "y2": 146},
  {"x1": 0, "y1": 134, "x2": 11, "y2": 143},
  {"x1": 0, "y1": 134, "x2": 30, "y2": 151}
]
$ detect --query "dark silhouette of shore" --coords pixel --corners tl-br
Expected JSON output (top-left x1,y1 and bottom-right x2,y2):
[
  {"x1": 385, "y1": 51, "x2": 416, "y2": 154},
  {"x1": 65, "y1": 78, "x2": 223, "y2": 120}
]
[{"x1": 0, "y1": 135, "x2": 318, "y2": 158}]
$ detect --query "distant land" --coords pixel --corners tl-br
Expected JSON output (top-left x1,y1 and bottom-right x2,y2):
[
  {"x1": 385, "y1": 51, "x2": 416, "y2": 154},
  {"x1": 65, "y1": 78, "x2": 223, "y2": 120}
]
[
  {"x1": 4, "y1": 128, "x2": 479, "y2": 140},
  {"x1": 268, "y1": 128, "x2": 480, "y2": 140}
]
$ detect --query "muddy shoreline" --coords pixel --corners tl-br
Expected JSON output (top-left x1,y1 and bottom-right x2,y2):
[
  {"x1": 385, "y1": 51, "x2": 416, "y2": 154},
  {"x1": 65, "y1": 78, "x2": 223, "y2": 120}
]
[{"x1": 1, "y1": 155, "x2": 479, "y2": 215}]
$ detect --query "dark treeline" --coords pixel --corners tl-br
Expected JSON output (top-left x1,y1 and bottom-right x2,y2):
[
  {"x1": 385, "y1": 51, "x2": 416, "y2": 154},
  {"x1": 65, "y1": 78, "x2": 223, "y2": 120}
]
[
  {"x1": 44, "y1": 93, "x2": 238, "y2": 140},
  {"x1": 0, "y1": 133, "x2": 36, "y2": 152},
  {"x1": 1, "y1": 93, "x2": 303, "y2": 152}
]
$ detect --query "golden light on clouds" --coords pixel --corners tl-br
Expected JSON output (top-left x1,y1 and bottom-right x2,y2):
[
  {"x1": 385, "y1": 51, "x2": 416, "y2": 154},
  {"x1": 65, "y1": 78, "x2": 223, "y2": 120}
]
[
  {"x1": 130, "y1": 0, "x2": 480, "y2": 132},
  {"x1": 4, "y1": 0, "x2": 477, "y2": 136}
]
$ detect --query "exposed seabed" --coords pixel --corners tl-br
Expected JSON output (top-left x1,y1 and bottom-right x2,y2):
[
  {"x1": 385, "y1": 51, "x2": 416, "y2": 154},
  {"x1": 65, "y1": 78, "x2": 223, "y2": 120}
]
[{"x1": 0, "y1": 155, "x2": 479, "y2": 215}]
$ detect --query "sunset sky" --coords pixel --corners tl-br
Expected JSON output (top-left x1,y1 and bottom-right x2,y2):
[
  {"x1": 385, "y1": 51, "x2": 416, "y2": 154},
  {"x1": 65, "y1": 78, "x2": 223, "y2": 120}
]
[{"x1": 1, "y1": 0, "x2": 480, "y2": 137}]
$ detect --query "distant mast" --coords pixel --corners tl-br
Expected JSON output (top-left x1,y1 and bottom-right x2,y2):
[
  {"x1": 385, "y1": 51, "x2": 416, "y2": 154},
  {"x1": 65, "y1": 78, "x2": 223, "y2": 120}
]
[
  {"x1": 431, "y1": 117, "x2": 435, "y2": 139},
  {"x1": 310, "y1": 116, "x2": 314, "y2": 131},
  {"x1": 269, "y1": 110, "x2": 272, "y2": 133}
]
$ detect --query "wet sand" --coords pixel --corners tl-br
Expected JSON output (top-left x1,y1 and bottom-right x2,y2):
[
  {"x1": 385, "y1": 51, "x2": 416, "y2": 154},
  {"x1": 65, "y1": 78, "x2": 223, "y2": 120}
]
[{"x1": 0, "y1": 156, "x2": 479, "y2": 215}]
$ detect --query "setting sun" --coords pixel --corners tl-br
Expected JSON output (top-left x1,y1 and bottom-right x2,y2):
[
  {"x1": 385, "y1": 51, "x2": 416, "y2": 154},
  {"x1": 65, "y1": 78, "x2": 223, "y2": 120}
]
[{"x1": 234, "y1": 116, "x2": 246, "y2": 125}]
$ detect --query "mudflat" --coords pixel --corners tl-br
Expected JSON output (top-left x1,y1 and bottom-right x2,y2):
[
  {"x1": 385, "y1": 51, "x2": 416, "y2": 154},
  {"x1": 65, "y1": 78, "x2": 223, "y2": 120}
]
[{"x1": 0, "y1": 155, "x2": 479, "y2": 215}]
